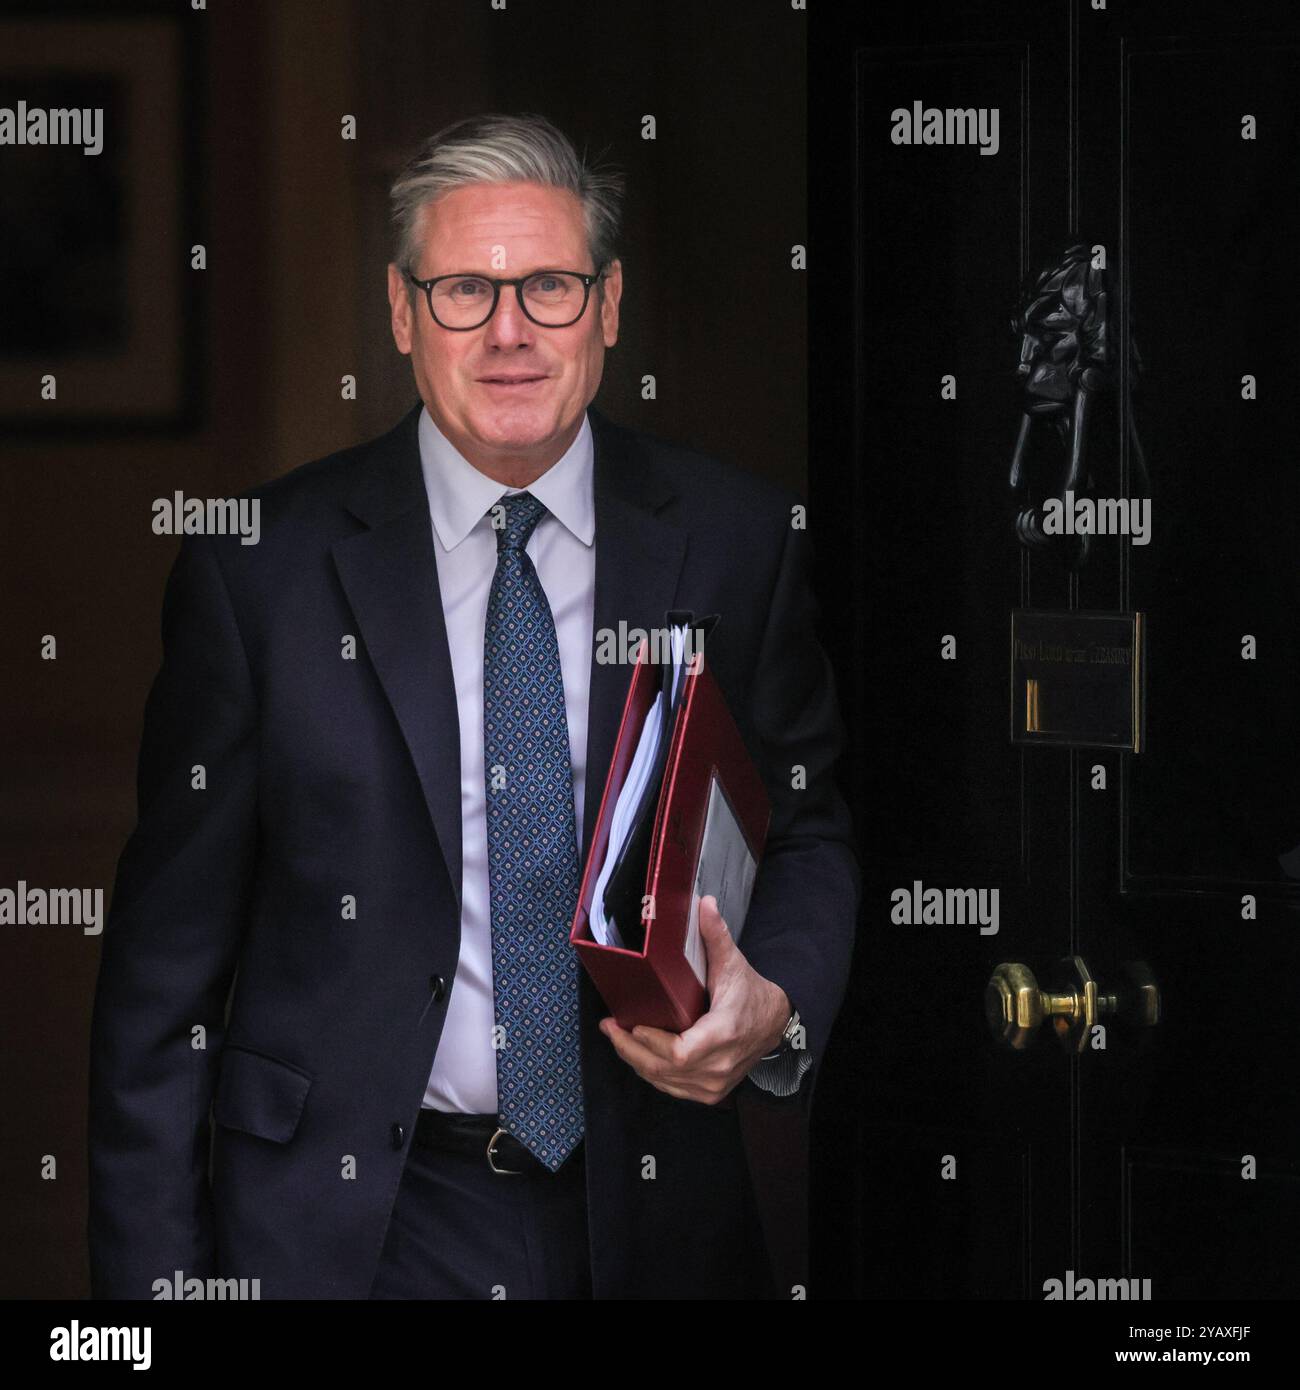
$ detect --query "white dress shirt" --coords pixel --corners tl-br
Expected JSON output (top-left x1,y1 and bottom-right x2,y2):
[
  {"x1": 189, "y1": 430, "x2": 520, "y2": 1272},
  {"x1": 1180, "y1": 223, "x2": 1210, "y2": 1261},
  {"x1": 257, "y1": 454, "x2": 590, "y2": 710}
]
[
  {"x1": 419, "y1": 405, "x2": 595, "y2": 1114},
  {"x1": 416, "y1": 405, "x2": 807, "y2": 1113}
]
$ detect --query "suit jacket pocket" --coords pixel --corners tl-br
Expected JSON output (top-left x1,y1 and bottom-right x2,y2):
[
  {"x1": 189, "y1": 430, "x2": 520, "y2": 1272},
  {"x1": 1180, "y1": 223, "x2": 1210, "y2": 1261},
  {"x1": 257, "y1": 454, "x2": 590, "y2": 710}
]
[{"x1": 212, "y1": 1044, "x2": 313, "y2": 1144}]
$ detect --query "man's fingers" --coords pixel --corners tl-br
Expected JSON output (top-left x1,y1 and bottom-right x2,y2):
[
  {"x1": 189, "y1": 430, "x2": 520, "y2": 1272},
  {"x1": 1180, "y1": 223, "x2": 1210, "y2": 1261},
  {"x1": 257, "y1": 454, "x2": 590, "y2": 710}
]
[
  {"x1": 670, "y1": 1006, "x2": 731, "y2": 1056},
  {"x1": 699, "y1": 894, "x2": 731, "y2": 942},
  {"x1": 625, "y1": 1023, "x2": 684, "y2": 1064},
  {"x1": 602, "y1": 1024, "x2": 693, "y2": 1099},
  {"x1": 631, "y1": 1003, "x2": 739, "y2": 1067},
  {"x1": 601, "y1": 1018, "x2": 731, "y2": 1103},
  {"x1": 602, "y1": 1018, "x2": 674, "y2": 1077},
  {"x1": 699, "y1": 894, "x2": 739, "y2": 992}
]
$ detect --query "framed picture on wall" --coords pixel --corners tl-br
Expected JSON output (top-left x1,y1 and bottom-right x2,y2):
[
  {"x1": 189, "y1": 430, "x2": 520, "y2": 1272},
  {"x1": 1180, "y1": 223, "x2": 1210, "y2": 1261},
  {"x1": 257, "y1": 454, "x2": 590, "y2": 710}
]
[{"x1": 0, "y1": 4, "x2": 202, "y2": 434}]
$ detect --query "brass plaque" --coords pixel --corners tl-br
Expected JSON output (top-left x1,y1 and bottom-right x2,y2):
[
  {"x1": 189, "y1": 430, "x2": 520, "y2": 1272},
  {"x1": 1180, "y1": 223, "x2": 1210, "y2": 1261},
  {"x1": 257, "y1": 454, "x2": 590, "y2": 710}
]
[{"x1": 1010, "y1": 610, "x2": 1145, "y2": 751}]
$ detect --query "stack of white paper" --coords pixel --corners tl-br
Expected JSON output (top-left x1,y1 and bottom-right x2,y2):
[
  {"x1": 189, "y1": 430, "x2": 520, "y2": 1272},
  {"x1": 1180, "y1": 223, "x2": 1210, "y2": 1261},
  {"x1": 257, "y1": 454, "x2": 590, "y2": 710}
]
[{"x1": 587, "y1": 625, "x2": 694, "y2": 948}]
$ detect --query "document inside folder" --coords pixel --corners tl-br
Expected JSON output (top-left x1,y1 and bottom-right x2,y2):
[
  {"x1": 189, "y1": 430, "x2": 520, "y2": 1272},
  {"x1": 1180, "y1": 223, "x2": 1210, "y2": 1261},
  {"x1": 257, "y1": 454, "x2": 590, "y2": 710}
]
[
  {"x1": 682, "y1": 772, "x2": 759, "y2": 986},
  {"x1": 588, "y1": 623, "x2": 695, "y2": 951}
]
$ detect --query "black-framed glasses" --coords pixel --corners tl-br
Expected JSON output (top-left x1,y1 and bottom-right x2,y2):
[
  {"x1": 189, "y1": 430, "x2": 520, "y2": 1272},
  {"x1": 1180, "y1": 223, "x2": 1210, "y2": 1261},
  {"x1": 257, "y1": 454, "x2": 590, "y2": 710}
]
[{"x1": 405, "y1": 264, "x2": 606, "y2": 330}]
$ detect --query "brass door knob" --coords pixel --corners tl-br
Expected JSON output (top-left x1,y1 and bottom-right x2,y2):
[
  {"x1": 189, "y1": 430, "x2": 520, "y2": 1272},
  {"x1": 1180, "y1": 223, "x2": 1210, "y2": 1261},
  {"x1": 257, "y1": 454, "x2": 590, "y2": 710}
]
[{"x1": 985, "y1": 956, "x2": 1159, "y2": 1052}]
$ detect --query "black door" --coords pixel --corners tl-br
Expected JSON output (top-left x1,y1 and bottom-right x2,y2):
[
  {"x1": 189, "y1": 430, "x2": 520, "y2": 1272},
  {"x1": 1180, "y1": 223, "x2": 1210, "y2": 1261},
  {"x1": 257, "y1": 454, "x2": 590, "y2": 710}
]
[{"x1": 810, "y1": 0, "x2": 1300, "y2": 1299}]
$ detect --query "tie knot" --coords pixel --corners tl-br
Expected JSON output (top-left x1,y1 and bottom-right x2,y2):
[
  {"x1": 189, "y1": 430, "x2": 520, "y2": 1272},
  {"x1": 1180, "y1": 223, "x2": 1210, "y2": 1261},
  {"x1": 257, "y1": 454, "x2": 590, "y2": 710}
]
[{"x1": 492, "y1": 490, "x2": 547, "y2": 553}]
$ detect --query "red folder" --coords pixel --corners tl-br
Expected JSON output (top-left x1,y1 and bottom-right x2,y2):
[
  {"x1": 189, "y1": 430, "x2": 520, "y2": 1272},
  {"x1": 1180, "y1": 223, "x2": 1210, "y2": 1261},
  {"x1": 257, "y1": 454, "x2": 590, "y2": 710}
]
[{"x1": 570, "y1": 639, "x2": 771, "y2": 1032}]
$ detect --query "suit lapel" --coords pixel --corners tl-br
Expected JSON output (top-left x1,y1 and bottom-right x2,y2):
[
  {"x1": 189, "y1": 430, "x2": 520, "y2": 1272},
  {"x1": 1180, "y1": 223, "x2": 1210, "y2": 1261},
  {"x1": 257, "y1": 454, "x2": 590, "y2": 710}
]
[
  {"x1": 581, "y1": 408, "x2": 688, "y2": 865},
  {"x1": 328, "y1": 401, "x2": 688, "y2": 919},
  {"x1": 331, "y1": 405, "x2": 465, "y2": 911}
]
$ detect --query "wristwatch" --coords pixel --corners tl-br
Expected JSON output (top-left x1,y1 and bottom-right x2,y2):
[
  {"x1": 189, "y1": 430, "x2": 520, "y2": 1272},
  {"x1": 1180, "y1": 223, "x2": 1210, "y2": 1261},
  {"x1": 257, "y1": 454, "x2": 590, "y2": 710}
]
[{"x1": 760, "y1": 1004, "x2": 802, "y2": 1061}]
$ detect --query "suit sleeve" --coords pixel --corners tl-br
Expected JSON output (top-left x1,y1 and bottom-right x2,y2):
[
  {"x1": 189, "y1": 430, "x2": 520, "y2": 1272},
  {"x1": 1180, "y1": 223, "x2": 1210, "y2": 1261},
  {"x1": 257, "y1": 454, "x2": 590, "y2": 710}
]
[
  {"x1": 735, "y1": 510, "x2": 860, "y2": 1103},
  {"x1": 87, "y1": 534, "x2": 258, "y2": 1298}
]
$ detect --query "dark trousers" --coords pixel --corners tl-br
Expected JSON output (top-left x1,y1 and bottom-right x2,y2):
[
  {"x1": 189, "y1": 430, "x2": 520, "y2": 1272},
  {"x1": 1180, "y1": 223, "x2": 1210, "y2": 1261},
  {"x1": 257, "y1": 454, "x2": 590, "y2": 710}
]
[{"x1": 368, "y1": 1131, "x2": 592, "y2": 1300}]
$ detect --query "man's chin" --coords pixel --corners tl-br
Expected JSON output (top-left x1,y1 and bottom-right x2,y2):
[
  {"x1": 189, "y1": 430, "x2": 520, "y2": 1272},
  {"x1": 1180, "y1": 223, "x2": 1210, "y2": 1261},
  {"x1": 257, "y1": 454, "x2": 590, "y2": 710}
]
[{"x1": 468, "y1": 411, "x2": 560, "y2": 453}]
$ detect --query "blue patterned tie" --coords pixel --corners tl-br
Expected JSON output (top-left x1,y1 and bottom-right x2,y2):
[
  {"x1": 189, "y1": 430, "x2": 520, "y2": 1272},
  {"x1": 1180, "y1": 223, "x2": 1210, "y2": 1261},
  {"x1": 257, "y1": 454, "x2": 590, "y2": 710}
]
[{"x1": 483, "y1": 490, "x2": 584, "y2": 1171}]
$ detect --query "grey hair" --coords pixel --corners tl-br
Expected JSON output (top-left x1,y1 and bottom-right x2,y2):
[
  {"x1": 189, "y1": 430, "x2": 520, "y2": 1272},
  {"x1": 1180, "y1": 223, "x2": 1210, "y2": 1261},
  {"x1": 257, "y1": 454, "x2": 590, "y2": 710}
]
[{"x1": 389, "y1": 112, "x2": 625, "y2": 294}]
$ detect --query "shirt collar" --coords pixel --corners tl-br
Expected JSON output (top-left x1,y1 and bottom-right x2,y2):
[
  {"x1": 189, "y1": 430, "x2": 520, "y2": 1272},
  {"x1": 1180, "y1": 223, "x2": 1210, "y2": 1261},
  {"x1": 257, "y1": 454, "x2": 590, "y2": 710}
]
[{"x1": 417, "y1": 404, "x2": 595, "y2": 551}]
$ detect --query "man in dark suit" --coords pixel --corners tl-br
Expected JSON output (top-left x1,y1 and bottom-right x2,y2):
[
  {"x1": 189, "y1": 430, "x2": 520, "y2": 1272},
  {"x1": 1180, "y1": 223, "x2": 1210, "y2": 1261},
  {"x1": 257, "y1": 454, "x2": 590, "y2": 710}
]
[{"x1": 88, "y1": 113, "x2": 859, "y2": 1300}]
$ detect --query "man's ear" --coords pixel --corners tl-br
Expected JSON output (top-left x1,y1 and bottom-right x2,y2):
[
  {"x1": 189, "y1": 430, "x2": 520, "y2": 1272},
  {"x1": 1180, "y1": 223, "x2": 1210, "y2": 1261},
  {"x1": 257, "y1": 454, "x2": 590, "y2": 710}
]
[
  {"x1": 387, "y1": 263, "x2": 414, "y2": 356},
  {"x1": 599, "y1": 258, "x2": 623, "y2": 349}
]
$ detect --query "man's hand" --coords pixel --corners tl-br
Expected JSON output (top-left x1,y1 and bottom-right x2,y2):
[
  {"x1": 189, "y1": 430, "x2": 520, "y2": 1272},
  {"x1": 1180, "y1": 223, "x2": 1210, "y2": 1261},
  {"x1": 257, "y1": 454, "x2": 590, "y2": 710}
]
[{"x1": 599, "y1": 895, "x2": 791, "y2": 1105}]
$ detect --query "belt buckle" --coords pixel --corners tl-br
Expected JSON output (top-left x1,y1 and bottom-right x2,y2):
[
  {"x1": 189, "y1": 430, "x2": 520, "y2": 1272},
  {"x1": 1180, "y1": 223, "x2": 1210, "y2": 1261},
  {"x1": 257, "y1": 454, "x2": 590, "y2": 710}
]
[{"x1": 486, "y1": 1126, "x2": 523, "y2": 1176}]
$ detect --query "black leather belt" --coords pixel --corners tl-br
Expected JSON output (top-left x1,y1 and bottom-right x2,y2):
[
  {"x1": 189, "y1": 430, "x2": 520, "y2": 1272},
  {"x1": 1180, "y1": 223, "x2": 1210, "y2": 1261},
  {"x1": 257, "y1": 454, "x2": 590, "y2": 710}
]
[{"x1": 414, "y1": 1108, "x2": 582, "y2": 1176}]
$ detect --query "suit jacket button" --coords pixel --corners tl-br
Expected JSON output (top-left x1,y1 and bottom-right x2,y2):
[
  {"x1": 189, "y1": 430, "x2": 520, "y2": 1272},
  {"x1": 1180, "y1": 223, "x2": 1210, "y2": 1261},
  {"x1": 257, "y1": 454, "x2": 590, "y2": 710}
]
[
  {"x1": 390, "y1": 1123, "x2": 405, "y2": 1150},
  {"x1": 430, "y1": 974, "x2": 448, "y2": 1002}
]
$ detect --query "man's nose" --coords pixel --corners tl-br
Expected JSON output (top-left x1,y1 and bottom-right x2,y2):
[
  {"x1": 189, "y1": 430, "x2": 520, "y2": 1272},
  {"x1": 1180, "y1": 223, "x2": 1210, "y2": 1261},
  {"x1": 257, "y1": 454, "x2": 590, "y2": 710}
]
[{"x1": 483, "y1": 284, "x2": 535, "y2": 347}]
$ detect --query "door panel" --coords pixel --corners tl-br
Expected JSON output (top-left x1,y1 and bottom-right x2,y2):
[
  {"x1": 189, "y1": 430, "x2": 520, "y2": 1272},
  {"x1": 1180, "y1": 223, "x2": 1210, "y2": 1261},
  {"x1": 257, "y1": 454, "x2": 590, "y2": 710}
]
[{"x1": 811, "y1": 0, "x2": 1300, "y2": 1300}]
